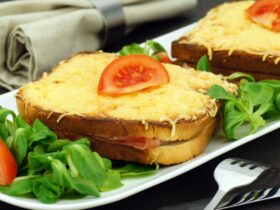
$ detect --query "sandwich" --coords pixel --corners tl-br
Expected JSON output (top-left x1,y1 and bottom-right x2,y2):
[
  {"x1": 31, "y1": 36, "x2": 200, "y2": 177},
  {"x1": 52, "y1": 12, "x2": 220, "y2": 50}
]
[
  {"x1": 16, "y1": 52, "x2": 237, "y2": 165},
  {"x1": 172, "y1": 0, "x2": 280, "y2": 80}
]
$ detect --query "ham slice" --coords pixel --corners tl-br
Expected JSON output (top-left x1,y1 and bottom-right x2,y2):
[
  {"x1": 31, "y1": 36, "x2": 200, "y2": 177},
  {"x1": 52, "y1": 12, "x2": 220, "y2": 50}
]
[{"x1": 95, "y1": 136, "x2": 160, "y2": 150}]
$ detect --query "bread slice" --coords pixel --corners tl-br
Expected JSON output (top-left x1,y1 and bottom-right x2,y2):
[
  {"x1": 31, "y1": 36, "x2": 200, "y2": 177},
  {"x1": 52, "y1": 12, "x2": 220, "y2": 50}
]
[
  {"x1": 16, "y1": 52, "x2": 237, "y2": 165},
  {"x1": 172, "y1": 1, "x2": 280, "y2": 80}
]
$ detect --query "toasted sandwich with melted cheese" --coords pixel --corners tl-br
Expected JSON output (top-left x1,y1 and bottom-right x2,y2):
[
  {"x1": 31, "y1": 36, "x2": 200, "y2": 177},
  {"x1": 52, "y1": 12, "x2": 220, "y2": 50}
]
[
  {"x1": 16, "y1": 52, "x2": 237, "y2": 165},
  {"x1": 172, "y1": 0, "x2": 280, "y2": 80}
]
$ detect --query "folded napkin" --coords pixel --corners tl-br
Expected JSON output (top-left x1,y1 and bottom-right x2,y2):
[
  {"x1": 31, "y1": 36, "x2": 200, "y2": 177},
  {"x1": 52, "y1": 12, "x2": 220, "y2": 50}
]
[{"x1": 0, "y1": 0, "x2": 197, "y2": 90}]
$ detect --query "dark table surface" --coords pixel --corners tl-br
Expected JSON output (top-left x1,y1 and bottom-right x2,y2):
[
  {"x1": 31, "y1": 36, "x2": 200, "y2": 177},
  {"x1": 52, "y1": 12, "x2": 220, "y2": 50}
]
[{"x1": 2, "y1": 0, "x2": 280, "y2": 209}]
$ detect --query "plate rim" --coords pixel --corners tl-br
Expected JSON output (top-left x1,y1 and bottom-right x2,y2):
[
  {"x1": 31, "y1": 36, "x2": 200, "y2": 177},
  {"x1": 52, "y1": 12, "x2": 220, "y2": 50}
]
[{"x1": 1, "y1": 22, "x2": 280, "y2": 210}]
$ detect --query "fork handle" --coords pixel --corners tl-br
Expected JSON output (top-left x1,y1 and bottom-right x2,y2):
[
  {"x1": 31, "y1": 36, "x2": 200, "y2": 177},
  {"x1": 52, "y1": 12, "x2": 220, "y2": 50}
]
[{"x1": 204, "y1": 189, "x2": 227, "y2": 210}]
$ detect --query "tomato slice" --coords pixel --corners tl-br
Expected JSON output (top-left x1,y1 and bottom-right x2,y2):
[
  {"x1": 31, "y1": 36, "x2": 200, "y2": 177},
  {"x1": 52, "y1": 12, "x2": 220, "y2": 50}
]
[
  {"x1": 98, "y1": 54, "x2": 169, "y2": 96},
  {"x1": 246, "y1": 0, "x2": 280, "y2": 32},
  {"x1": 0, "y1": 140, "x2": 17, "y2": 185}
]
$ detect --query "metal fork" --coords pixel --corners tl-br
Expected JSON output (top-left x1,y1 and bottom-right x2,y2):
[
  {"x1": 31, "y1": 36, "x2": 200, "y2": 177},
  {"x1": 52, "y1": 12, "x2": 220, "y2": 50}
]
[
  {"x1": 218, "y1": 187, "x2": 280, "y2": 209},
  {"x1": 204, "y1": 158, "x2": 270, "y2": 210}
]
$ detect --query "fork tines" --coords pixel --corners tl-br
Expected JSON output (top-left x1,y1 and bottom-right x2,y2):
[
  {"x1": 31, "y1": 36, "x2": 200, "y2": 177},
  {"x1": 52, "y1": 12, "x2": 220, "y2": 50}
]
[{"x1": 203, "y1": 158, "x2": 270, "y2": 210}]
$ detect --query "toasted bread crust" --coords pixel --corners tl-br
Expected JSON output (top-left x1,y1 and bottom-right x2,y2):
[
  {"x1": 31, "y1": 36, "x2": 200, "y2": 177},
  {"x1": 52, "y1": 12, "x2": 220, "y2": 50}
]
[
  {"x1": 16, "y1": 91, "x2": 213, "y2": 142},
  {"x1": 172, "y1": 40, "x2": 280, "y2": 80},
  {"x1": 44, "y1": 116, "x2": 217, "y2": 165},
  {"x1": 16, "y1": 91, "x2": 217, "y2": 165},
  {"x1": 176, "y1": 61, "x2": 280, "y2": 81},
  {"x1": 90, "y1": 117, "x2": 216, "y2": 165}
]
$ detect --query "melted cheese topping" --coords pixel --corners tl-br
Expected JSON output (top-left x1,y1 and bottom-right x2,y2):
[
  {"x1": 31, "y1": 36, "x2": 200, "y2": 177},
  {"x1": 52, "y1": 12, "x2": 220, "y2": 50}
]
[
  {"x1": 20, "y1": 53, "x2": 236, "y2": 124},
  {"x1": 180, "y1": 1, "x2": 280, "y2": 62}
]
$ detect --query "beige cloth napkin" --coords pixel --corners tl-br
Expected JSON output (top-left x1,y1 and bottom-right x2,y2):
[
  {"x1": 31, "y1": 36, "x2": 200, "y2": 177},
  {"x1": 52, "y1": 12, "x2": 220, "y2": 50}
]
[{"x1": 0, "y1": 0, "x2": 197, "y2": 90}]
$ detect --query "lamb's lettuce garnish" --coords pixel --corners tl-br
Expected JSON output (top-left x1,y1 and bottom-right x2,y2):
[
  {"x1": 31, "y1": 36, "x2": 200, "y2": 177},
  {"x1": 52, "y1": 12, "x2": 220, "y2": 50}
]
[
  {"x1": 196, "y1": 56, "x2": 280, "y2": 139},
  {"x1": 0, "y1": 107, "x2": 158, "y2": 203},
  {"x1": 119, "y1": 163, "x2": 159, "y2": 178},
  {"x1": 196, "y1": 55, "x2": 211, "y2": 72},
  {"x1": 119, "y1": 40, "x2": 167, "y2": 61},
  {"x1": 208, "y1": 76, "x2": 280, "y2": 139},
  {"x1": 227, "y1": 72, "x2": 255, "y2": 82}
]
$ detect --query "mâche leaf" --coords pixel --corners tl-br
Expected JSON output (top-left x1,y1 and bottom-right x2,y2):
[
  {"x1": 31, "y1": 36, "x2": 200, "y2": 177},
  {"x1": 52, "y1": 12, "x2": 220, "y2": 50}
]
[
  {"x1": 208, "y1": 74, "x2": 280, "y2": 139},
  {"x1": 0, "y1": 108, "x2": 16, "y2": 141},
  {"x1": 227, "y1": 72, "x2": 255, "y2": 82},
  {"x1": 47, "y1": 139, "x2": 72, "y2": 152},
  {"x1": 258, "y1": 80, "x2": 280, "y2": 95},
  {"x1": 196, "y1": 55, "x2": 211, "y2": 72},
  {"x1": 0, "y1": 123, "x2": 9, "y2": 141},
  {"x1": 222, "y1": 102, "x2": 249, "y2": 139},
  {"x1": 12, "y1": 128, "x2": 28, "y2": 167},
  {"x1": 0, "y1": 176, "x2": 36, "y2": 196},
  {"x1": 275, "y1": 94, "x2": 280, "y2": 111},
  {"x1": 98, "y1": 170, "x2": 122, "y2": 192},
  {"x1": 32, "y1": 175, "x2": 63, "y2": 204},
  {"x1": 208, "y1": 85, "x2": 245, "y2": 112},
  {"x1": 5, "y1": 120, "x2": 17, "y2": 137},
  {"x1": 0, "y1": 107, "x2": 16, "y2": 123},
  {"x1": 28, "y1": 151, "x2": 66, "y2": 174},
  {"x1": 119, "y1": 43, "x2": 147, "y2": 56},
  {"x1": 102, "y1": 157, "x2": 112, "y2": 171},
  {"x1": 118, "y1": 163, "x2": 159, "y2": 178},
  {"x1": 15, "y1": 116, "x2": 31, "y2": 130},
  {"x1": 208, "y1": 85, "x2": 237, "y2": 101},
  {"x1": 0, "y1": 107, "x2": 160, "y2": 203},
  {"x1": 119, "y1": 40, "x2": 168, "y2": 61},
  {"x1": 145, "y1": 40, "x2": 166, "y2": 55},
  {"x1": 64, "y1": 144, "x2": 107, "y2": 187},
  {"x1": 71, "y1": 177, "x2": 100, "y2": 197},
  {"x1": 29, "y1": 119, "x2": 57, "y2": 146}
]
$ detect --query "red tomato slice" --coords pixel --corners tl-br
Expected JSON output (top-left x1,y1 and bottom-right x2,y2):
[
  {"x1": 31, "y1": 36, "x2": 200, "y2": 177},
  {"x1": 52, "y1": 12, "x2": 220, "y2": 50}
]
[
  {"x1": 98, "y1": 54, "x2": 169, "y2": 96},
  {"x1": 246, "y1": 0, "x2": 280, "y2": 32},
  {"x1": 0, "y1": 140, "x2": 17, "y2": 185}
]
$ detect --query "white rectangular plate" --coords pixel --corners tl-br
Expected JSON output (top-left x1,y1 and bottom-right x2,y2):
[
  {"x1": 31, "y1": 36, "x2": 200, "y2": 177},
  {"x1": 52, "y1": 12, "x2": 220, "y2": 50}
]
[{"x1": 1, "y1": 23, "x2": 280, "y2": 210}]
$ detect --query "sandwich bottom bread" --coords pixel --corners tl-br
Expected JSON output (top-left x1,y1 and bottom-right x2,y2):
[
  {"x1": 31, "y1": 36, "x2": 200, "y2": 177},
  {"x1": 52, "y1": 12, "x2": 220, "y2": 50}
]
[{"x1": 16, "y1": 52, "x2": 237, "y2": 165}]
